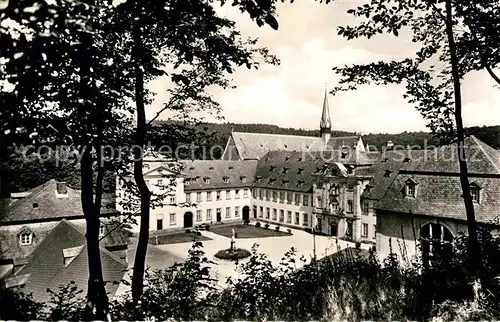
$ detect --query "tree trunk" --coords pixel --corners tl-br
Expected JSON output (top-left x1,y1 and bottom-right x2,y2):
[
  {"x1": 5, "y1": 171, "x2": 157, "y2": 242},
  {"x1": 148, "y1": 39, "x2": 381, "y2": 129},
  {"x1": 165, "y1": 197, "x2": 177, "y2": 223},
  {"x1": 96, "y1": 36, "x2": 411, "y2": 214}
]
[
  {"x1": 131, "y1": 26, "x2": 152, "y2": 303},
  {"x1": 444, "y1": 0, "x2": 481, "y2": 277},
  {"x1": 81, "y1": 146, "x2": 109, "y2": 320}
]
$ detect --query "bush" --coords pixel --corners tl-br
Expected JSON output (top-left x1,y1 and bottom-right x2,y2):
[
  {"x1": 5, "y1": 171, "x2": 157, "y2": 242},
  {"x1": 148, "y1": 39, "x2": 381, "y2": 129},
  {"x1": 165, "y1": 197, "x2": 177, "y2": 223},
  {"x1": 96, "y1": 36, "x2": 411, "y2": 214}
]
[
  {"x1": 199, "y1": 223, "x2": 210, "y2": 231},
  {"x1": 185, "y1": 229, "x2": 191, "y2": 233},
  {"x1": 264, "y1": 223, "x2": 270, "y2": 229},
  {"x1": 196, "y1": 231, "x2": 202, "y2": 236},
  {"x1": 275, "y1": 226, "x2": 280, "y2": 232},
  {"x1": 255, "y1": 222, "x2": 261, "y2": 228},
  {"x1": 287, "y1": 228, "x2": 292, "y2": 235},
  {"x1": 244, "y1": 220, "x2": 250, "y2": 225},
  {"x1": 304, "y1": 228, "x2": 312, "y2": 233},
  {"x1": 214, "y1": 248, "x2": 251, "y2": 261}
]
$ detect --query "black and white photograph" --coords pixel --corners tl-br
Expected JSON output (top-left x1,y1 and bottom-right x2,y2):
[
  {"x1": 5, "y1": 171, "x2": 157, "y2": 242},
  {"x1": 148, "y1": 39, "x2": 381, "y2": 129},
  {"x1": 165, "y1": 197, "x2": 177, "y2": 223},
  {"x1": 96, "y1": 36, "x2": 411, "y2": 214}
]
[{"x1": 1, "y1": 0, "x2": 500, "y2": 320}]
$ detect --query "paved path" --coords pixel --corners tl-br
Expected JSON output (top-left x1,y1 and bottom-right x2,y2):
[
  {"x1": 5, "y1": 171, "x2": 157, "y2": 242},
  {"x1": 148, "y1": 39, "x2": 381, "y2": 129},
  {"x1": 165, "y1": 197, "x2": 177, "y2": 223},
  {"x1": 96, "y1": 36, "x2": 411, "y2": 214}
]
[
  {"x1": 115, "y1": 237, "x2": 182, "y2": 297},
  {"x1": 155, "y1": 223, "x2": 370, "y2": 287}
]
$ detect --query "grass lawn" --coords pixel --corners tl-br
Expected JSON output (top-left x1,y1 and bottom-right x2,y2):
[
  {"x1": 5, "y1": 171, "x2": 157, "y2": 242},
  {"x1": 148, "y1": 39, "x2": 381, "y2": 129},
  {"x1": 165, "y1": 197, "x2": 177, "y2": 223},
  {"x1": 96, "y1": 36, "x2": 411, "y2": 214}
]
[
  {"x1": 210, "y1": 224, "x2": 291, "y2": 239},
  {"x1": 148, "y1": 232, "x2": 212, "y2": 245}
]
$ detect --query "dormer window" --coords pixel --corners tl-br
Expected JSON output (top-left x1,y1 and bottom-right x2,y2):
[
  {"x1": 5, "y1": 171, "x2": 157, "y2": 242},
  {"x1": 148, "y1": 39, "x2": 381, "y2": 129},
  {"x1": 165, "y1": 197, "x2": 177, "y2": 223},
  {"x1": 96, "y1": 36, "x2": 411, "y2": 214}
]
[
  {"x1": 471, "y1": 188, "x2": 480, "y2": 203},
  {"x1": 281, "y1": 180, "x2": 289, "y2": 187},
  {"x1": 470, "y1": 182, "x2": 482, "y2": 203},
  {"x1": 209, "y1": 166, "x2": 214, "y2": 171},
  {"x1": 384, "y1": 170, "x2": 393, "y2": 178},
  {"x1": 204, "y1": 177, "x2": 211, "y2": 184},
  {"x1": 143, "y1": 164, "x2": 150, "y2": 169},
  {"x1": 364, "y1": 185, "x2": 373, "y2": 194},
  {"x1": 20, "y1": 232, "x2": 33, "y2": 246},
  {"x1": 297, "y1": 180, "x2": 305, "y2": 187},
  {"x1": 298, "y1": 157, "x2": 303, "y2": 162},
  {"x1": 184, "y1": 178, "x2": 191, "y2": 186},
  {"x1": 381, "y1": 158, "x2": 388, "y2": 163},
  {"x1": 270, "y1": 166, "x2": 276, "y2": 172},
  {"x1": 282, "y1": 167, "x2": 289, "y2": 174},
  {"x1": 269, "y1": 178, "x2": 276, "y2": 185},
  {"x1": 341, "y1": 145, "x2": 349, "y2": 158},
  {"x1": 405, "y1": 179, "x2": 418, "y2": 197},
  {"x1": 240, "y1": 176, "x2": 247, "y2": 183},
  {"x1": 32, "y1": 203, "x2": 39, "y2": 209},
  {"x1": 255, "y1": 176, "x2": 262, "y2": 183},
  {"x1": 229, "y1": 166, "x2": 234, "y2": 171},
  {"x1": 403, "y1": 157, "x2": 411, "y2": 163},
  {"x1": 189, "y1": 167, "x2": 195, "y2": 171},
  {"x1": 297, "y1": 168, "x2": 304, "y2": 174},
  {"x1": 285, "y1": 156, "x2": 290, "y2": 161},
  {"x1": 222, "y1": 176, "x2": 229, "y2": 183}
]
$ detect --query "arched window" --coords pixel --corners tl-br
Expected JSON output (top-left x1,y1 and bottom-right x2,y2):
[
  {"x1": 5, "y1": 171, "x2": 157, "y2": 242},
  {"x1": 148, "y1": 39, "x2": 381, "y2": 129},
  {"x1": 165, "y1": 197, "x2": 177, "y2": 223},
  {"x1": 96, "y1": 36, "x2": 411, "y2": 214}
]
[{"x1": 420, "y1": 223, "x2": 453, "y2": 265}]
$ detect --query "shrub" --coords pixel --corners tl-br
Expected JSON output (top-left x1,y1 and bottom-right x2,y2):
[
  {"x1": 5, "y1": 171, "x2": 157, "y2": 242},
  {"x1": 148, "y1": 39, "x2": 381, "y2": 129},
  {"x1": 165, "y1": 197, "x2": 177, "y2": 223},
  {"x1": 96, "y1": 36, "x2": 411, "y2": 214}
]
[
  {"x1": 244, "y1": 220, "x2": 250, "y2": 225},
  {"x1": 196, "y1": 231, "x2": 202, "y2": 236},
  {"x1": 214, "y1": 248, "x2": 251, "y2": 261},
  {"x1": 287, "y1": 228, "x2": 292, "y2": 235},
  {"x1": 185, "y1": 229, "x2": 191, "y2": 233},
  {"x1": 264, "y1": 223, "x2": 270, "y2": 229},
  {"x1": 275, "y1": 226, "x2": 280, "y2": 232},
  {"x1": 255, "y1": 222, "x2": 261, "y2": 228}
]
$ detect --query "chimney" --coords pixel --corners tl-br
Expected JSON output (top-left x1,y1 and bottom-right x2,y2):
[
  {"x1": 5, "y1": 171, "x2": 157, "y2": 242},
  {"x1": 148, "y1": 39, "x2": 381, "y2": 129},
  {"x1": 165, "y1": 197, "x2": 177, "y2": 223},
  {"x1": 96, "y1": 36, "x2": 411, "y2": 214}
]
[{"x1": 56, "y1": 182, "x2": 68, "y2": 198}]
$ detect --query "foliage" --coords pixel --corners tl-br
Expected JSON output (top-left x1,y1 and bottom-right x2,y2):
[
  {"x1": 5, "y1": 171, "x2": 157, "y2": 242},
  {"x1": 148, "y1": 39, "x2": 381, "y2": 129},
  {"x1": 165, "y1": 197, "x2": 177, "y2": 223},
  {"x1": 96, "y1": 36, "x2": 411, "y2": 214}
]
[
  {"x1": 0, "y1": 288, "x2": 44, "y2": 320},
  {"x1": 3, "y1": 229, "x2": 500, "y2": 320},
  {"x1": 110, "y1": 241, "x2": 217, "y2": 320},
  {"x1": 214, "y1": 248, "x2": 251, "y2": 261},
  {"x1": 45, "y1": 282, "x2": 86, "y2": 321}
]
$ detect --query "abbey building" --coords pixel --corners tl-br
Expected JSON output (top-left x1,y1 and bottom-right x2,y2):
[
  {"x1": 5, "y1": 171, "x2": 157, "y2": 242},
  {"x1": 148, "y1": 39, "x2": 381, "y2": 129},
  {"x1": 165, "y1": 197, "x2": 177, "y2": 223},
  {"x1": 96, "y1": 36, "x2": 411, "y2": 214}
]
[{"x1": 115, "y1": 89, "x2": 500, "y2": 262}]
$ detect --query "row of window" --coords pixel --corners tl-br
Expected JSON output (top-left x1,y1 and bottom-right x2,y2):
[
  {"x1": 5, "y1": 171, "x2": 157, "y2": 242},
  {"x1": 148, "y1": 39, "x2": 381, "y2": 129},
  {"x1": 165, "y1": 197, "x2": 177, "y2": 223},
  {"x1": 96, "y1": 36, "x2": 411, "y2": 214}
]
[
  {"x1": 253, "y1": 189, "x2": 312, "y2": 206},
  {"x1": 155, "y1": 206, "x2": 242, "y2": 229},
  {"x1": 255, "y1": 206, "x2": 310, "y2": 226},
  {"x1": 186, "y1": 175, "x2": 248, "y2": 185},
  {"x1": 404, "y1": 181, "x2": 481, "y2": 203},
  {"x1": 185, "y1": 189, "x2": 250, "y2": 203}
]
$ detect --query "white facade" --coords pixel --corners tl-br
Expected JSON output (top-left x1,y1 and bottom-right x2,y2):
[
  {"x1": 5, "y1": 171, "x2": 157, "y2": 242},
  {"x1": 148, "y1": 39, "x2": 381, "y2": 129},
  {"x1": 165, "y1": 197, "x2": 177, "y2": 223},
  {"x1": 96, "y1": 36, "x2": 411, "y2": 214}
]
[{"x1": 251, "y1": 188, "x2": 315, "y2": 229}]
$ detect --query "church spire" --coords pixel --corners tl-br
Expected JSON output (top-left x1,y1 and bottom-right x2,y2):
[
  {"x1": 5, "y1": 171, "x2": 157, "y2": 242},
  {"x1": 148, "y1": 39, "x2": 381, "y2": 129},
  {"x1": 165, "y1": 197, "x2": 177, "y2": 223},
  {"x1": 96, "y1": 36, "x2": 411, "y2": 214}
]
[{"x1": 320, "y1": 87, "x2": 332, "y2": 143}]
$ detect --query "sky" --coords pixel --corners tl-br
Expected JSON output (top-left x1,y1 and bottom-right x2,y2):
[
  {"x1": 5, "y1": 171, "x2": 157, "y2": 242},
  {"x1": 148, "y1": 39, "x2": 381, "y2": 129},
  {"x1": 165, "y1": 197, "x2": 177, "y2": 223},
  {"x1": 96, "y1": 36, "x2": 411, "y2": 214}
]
[{"x1": 148, "y1": 0, "x2": 500, "y2": 135}]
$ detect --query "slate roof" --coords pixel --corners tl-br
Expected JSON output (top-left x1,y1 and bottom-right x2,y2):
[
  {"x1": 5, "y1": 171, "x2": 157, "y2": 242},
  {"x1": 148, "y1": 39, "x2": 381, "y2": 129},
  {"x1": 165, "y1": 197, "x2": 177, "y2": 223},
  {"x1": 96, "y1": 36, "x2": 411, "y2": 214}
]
[
  {"x1": 365, "y1": 136, "x2": 500, "y2": 224},
  {"x1": 0, "y1": 179, "x2": 119, "y2": 224},
  {"x1": 228, "y1": 132, "x2": 365, "y2": 160},
  {"x1": 0, "y1": 219, "x2": 131, "y2": 261},
  {"x1": 181, "y1": 160, "x2": 258, "y2": 191},
  {"x1": 375, "y1": 173, "x2": 500, "y2": 224},
  {"x1": 11, "y1": 220, "x2": 126, "y2": 303},
  {"x1": 253, "y1": 151, "x2": 355, "y2": 193}
]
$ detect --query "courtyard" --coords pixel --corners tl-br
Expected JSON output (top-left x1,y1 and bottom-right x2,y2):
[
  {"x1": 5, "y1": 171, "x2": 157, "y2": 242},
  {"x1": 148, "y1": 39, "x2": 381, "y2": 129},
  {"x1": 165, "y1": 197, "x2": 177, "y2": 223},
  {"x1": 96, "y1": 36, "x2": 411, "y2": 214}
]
[
  {"x1": 148, "y1": 231, "x2": 212, "y2": 245},
  {"x1": 210, "y1": 223, "x2": 290, "y2": 239},
  {"x1": 152, "y1": 222, "x2": 370, "y2": 287}
]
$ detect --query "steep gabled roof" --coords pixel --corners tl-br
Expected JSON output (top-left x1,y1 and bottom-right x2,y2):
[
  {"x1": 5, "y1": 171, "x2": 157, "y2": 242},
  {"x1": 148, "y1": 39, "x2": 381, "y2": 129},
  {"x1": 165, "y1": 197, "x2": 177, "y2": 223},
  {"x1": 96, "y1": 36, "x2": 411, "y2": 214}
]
[
  {"x1": 13, "y1": 220, "x2": 126, "y2": 303},
  {"x1": 367, "y1": 136, "x2": 500, "y2": 224},
  {"x1": 230, "y1": 132, "x2": 325, "y2": 160},
  {"x1": 1, "y1": 180, "x2": 118, "y2": 224},
  {"x1": 375, "y1": 173, "x2": 500, "y2": 224},
  {"x1": 181, "y1": 160, "x2": 258, "y2": 191}
]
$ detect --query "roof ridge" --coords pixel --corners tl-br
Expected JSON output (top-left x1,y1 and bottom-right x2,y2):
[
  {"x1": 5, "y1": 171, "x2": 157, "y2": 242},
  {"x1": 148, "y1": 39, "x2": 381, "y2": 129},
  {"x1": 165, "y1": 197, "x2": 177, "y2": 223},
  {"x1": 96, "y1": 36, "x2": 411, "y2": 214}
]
[
  {"x1": 470, "y1": 135, "x2": 500, "y2": 173},
  {"x1": 233, "y1": 131, "x2": 320, "y2": 140},
  {"x1": 4, "y1": 180, "x2": 57, "y2": 217}
]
